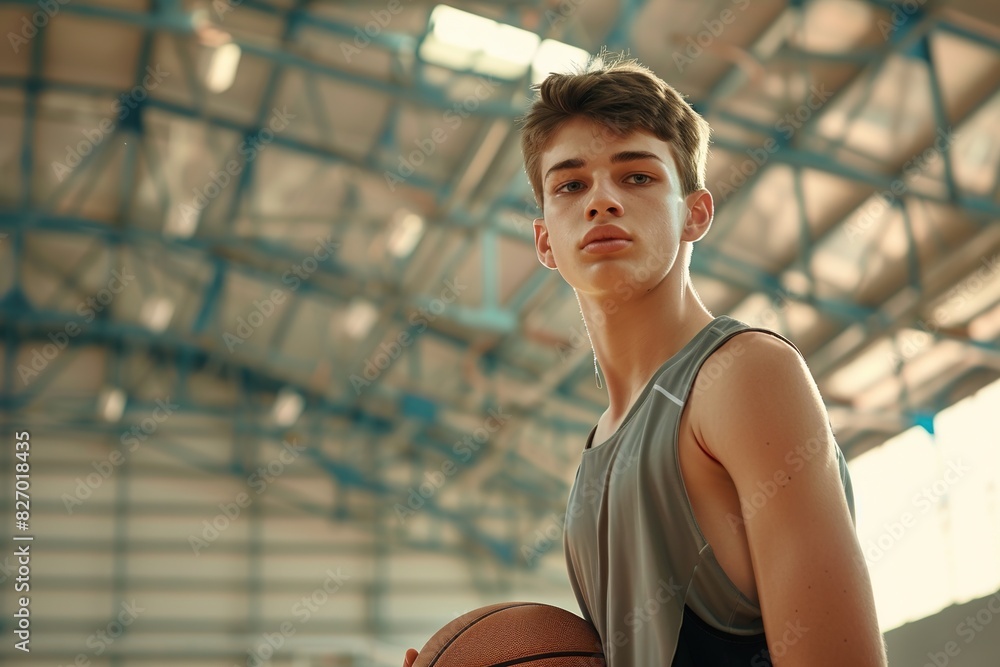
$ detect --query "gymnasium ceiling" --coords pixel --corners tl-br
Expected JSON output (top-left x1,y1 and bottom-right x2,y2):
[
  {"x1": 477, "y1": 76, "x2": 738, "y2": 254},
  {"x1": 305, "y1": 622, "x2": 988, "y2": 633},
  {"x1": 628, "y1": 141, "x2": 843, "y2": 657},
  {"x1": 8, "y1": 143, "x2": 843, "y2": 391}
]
[{"x1": 2, "y1": 0, "x2": 1000, "y2": 573}]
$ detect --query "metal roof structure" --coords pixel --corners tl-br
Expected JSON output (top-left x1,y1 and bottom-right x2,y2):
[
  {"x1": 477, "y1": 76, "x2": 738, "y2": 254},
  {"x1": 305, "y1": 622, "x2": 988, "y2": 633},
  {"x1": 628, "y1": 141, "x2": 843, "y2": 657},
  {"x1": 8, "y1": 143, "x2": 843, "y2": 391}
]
[{"x1": 1, "y1": 0, "x2": 999, "y2": 664}]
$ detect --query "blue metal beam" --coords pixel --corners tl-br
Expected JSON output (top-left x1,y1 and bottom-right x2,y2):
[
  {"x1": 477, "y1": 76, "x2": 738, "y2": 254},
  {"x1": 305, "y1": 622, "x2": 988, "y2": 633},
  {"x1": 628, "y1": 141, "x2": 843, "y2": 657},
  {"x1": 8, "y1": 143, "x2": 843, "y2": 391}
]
[
  {"x1": 702, "y1": 8, "x2": 936, "y2": 225},
  {"x1": 230, "y1": 0, "x2": 417, "y2": 57},
  {"x1": 937, "y1": 18, "x2": 1000, "y2": 55},
  {"x1": 897, "y1": 199, "x2": 922, "y2": 293},
  {"x1": 0, "y1": 75, "x2": 448, "y2": 195},
  {"x1": 0, "y1": 75, "x2": 555, "y2": 250},
  {"x1": 2, "y1": 0, "x2": 523, "y2": 116},
  {"x1": 222, "y1": 4, "x2": 306, "y2": 238},
  {"x1": 18, "y1": 15, "x2": 44, "y2": 211},
  {"x1": 0, "y1": 214, "x2": 559, "y2": 398},
  {"x1": 709, "y1": 135, "x2": 1000, "y2": 218},
  {"x1": 193, "y1": 261, "x2": 225, "y2": 333},
  {"x1": 601, "y1": 0, "x2": 646, "y2": 51},
  {"x1": 29, "y1": 241, "x2": 104, "y2": 309},
  {"x1": 0, "y1": 301, "x2": 598, "y2": 428},
  {"x1": 920, "y1": 34, "x2": 959, "y2": 203},
  {"x1": 4, "y1": 417, "x2": 526, "y2": 564}
]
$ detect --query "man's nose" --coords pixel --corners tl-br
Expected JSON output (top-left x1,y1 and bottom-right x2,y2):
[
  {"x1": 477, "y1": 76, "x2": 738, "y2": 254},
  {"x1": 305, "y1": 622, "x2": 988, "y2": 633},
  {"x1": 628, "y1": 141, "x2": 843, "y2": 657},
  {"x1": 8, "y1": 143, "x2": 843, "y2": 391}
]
[{"x1": 585, "y1": 182, "x2": 624, "y2": 220}]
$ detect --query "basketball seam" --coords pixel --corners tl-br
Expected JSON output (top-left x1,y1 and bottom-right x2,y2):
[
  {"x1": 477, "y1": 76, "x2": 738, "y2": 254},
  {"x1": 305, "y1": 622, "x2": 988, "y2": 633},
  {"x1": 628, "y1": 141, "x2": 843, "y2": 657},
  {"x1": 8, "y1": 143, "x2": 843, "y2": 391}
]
[
  {"x1": 491, "y1": 651, "x2": 606, "y2": 667},
  {"x1": 426, "y1": 602, "x2": 542, "y2": 667}
]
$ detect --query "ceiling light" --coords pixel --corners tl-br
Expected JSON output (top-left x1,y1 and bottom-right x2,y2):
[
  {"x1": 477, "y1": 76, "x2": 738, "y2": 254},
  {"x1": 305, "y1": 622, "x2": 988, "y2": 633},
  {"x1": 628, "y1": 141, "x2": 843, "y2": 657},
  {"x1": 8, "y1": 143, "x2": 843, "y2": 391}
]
[
  {"x1": 272, "y1": 387, "x2": 304, "y2": 426},
  {"x1": 421, "y1": 5, "x2": 539, "y2": 79},
  {"x1": 486, "y1": 23, "x2": 542, "y2": 66},
  {"x1": 387, "y1": 211, "x2": 425, "y2": 258},
  {"x1": 164, "y1": 204, "x2": 199, "y2": 239},
  {"x1": 140, "y1": 296, "x2": 175, "y2": 332},
  {"x1": 98, "y1": 387, "x2": 126, "y2": 423},
  {"x1": 344, "y1": 299, "x2": 378, "y2": 339},
  {"x1": 780, "y1": 268, "x2": 811, "y2": 295},
  {"x1": 429, "y1": 5, "x2": 492, "y2": 53},
  {"x1": 205, "y1": 42, "x2": 241, "y2": 93}
]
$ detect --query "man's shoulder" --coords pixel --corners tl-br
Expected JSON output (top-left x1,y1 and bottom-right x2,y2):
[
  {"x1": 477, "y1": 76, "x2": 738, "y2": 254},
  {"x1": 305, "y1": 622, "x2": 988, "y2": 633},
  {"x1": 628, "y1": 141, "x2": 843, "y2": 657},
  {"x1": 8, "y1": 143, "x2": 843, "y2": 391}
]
[
  {"x1": 714, "y1": 325, "x2": 799, "y2": 359},
  {"x1": 695, "y1": 327, "x2": 803, "y2": 391},
  {"x1": 692, "y1": 326, "x2": 830, "y2": 460},
  {"x1": 691, "y1": 328, "x2": 815, "y2": 437}
]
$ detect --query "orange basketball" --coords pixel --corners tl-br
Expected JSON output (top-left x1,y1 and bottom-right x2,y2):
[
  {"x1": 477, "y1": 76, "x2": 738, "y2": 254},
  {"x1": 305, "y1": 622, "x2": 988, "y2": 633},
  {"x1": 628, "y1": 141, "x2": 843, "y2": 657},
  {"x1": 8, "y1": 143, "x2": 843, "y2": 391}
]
[{"x1": 412, "y1": 602, "x2": 606, "y2": 667}]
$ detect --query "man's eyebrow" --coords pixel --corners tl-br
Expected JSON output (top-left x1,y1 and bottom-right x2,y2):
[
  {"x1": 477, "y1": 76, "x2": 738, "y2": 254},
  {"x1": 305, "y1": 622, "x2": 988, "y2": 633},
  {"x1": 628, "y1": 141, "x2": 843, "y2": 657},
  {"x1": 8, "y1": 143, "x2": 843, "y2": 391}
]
[
  {"x1": 544, "y1": 157, "x2": 586, "y2": 181},
  {"x1": 543, "y1": 151, "x2": 665, "y2": 181},
  {"x1": 610, "y1": 150, "x2": 664, "y2": 165}
]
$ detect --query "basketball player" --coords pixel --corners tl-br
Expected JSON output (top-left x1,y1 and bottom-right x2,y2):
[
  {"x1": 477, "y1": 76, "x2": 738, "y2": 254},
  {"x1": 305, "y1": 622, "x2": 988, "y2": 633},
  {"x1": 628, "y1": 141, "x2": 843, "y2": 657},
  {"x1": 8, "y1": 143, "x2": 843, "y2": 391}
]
[{"x1": 405, "y1": 52, "x2": 887, "y2": 666}]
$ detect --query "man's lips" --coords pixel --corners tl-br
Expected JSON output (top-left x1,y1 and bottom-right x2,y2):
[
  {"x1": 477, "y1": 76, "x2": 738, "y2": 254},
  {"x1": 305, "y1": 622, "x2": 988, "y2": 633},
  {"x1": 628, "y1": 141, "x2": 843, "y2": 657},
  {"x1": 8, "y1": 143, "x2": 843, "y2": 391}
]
[
  {"x1": 580, "y1": 225, "x2": 632, "y2": 253},
  {"x1": 582, "y1": 238, "x2": 632, "y2": 254}
]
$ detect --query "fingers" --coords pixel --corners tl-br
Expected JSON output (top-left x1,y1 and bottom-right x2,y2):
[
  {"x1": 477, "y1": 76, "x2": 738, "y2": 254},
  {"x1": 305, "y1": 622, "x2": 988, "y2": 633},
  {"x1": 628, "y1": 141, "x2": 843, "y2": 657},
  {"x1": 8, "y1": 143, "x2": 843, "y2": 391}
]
[{"x1": 403, "y1": 648, "x2": 419, "y2": 667}]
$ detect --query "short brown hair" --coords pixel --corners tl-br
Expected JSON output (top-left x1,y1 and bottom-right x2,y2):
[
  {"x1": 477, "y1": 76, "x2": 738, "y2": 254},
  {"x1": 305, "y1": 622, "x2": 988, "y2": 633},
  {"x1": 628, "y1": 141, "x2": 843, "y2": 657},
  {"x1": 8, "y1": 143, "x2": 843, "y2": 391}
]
[{"x1": 519, "y1": 51, "x2": 711, "y2": 210}]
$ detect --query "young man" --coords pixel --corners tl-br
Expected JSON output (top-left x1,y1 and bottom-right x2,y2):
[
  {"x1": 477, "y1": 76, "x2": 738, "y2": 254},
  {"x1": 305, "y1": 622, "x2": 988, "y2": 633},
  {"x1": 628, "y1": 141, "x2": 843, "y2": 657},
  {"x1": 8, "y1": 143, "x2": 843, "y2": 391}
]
[{"x1": 405, "y1": 53, "x2": 887, "y2": 667}]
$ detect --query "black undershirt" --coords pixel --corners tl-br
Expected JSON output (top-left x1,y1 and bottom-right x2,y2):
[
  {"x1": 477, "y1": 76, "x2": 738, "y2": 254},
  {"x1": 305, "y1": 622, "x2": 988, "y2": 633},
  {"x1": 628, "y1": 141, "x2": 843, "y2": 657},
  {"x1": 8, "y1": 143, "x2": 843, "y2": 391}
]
[{"x1": 670, "y1": 605, "x2": 771, "y2": 666}]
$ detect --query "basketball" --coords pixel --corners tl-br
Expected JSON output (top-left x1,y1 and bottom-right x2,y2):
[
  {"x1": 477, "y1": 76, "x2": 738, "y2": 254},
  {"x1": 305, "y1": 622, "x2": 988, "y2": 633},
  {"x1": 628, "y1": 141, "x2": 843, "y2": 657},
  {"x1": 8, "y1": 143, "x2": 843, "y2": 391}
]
[{"x1": 411, "y1": 602, "x2": 606, "y2": 667}]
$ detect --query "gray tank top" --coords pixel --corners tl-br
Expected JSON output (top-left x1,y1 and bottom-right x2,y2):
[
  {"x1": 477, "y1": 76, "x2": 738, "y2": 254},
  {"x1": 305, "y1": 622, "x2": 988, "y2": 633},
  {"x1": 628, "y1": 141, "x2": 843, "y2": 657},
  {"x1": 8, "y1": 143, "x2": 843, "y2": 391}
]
[{"x1": 562, "y1": 315, "x2": 855, "y2": 666}]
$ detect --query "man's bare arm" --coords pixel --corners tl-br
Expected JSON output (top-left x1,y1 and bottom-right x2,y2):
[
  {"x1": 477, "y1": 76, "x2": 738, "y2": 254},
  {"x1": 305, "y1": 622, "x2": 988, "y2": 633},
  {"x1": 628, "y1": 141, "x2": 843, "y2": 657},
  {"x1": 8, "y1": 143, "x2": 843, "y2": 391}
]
[{"x1": 695, "y1": 333, "x2": 887, "y2": 667}]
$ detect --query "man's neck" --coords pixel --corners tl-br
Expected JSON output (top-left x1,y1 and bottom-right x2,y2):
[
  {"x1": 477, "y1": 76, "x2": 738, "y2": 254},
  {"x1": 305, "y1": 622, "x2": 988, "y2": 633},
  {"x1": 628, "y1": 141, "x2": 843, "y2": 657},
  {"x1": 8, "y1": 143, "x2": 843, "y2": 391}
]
[{"x1": 578, "y1": 276, "x2": 714, "y2": 426}]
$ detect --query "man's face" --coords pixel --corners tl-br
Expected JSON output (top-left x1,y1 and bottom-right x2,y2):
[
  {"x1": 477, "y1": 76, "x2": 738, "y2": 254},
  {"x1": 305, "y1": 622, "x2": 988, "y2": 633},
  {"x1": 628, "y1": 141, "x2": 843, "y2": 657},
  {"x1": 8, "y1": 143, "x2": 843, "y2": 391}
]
[{"x1": 533, "y1": 117, "x2": 706, "y2": 299}]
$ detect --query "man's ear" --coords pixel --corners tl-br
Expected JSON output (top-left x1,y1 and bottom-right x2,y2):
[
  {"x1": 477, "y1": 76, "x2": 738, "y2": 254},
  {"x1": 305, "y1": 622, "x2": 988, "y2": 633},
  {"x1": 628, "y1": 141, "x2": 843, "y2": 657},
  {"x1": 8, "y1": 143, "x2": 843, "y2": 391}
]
[
  {"x1": 532, "y1": 218, "x2": 558, "y2": 270},
  {"x1": 682, "y1": 189, "x2": 714, "y2": 243}
]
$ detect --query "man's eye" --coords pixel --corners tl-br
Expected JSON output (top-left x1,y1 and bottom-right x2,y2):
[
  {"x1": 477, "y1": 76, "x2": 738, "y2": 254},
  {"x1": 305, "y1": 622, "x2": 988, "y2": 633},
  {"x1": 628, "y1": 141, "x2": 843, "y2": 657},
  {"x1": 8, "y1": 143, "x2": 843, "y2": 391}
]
[
  {"x1": 628, "y1": 174, "x2": 652, "y2": 184},
  {"x1": 558, "y1": 181, "x2": 584, "y2": 193}
]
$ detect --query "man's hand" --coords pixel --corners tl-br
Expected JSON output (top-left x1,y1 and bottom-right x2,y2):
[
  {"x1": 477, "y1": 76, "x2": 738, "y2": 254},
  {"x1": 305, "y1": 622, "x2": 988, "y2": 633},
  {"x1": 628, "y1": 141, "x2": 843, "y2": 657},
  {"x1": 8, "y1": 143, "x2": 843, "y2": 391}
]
[{"x1": 403, "y1": 648, "x2": 419, "y2": 667}]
